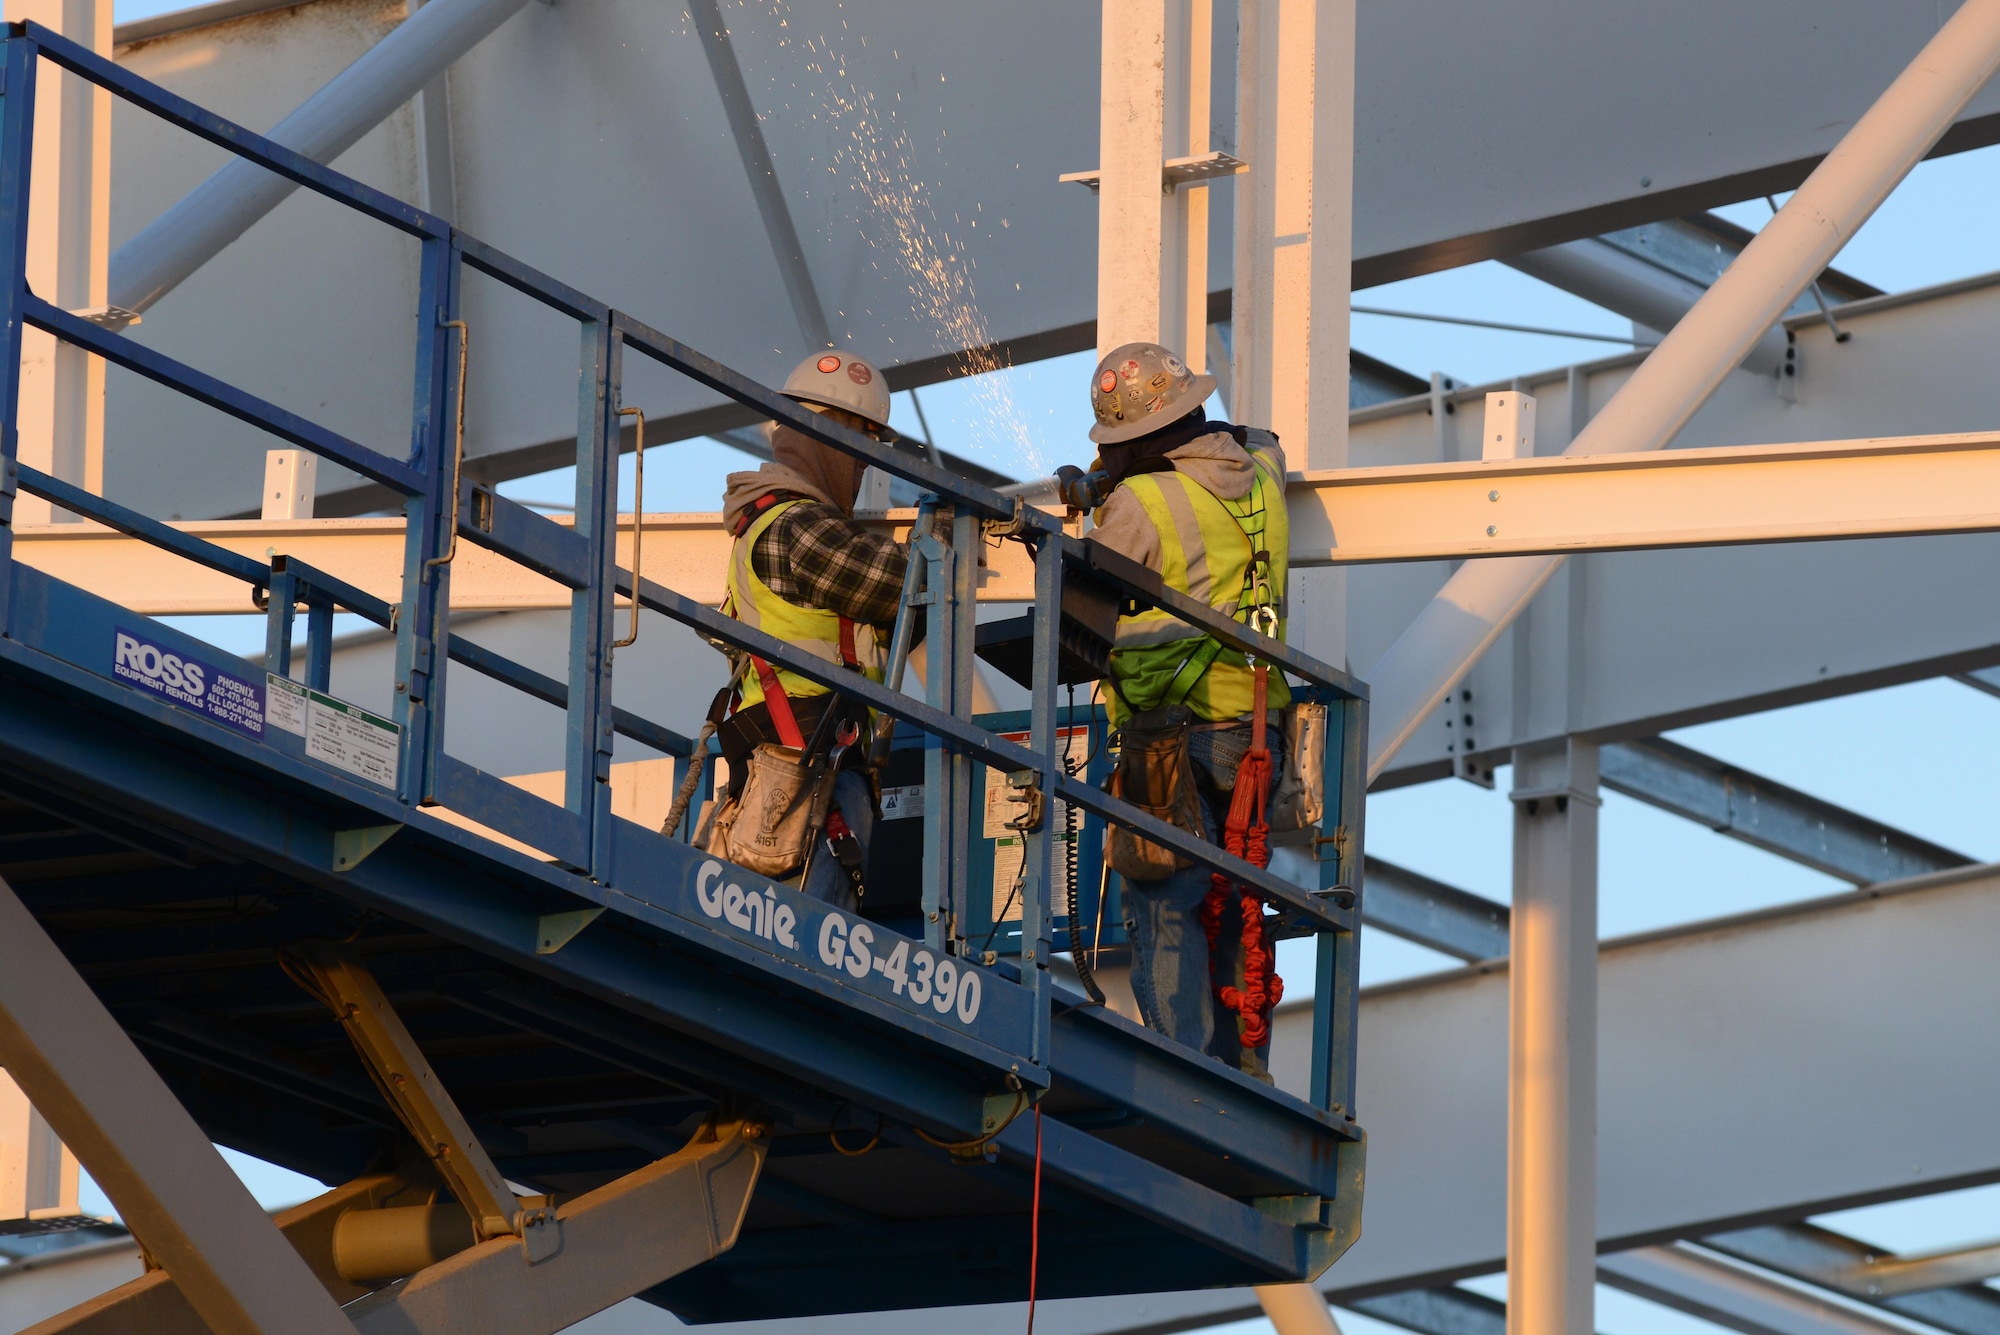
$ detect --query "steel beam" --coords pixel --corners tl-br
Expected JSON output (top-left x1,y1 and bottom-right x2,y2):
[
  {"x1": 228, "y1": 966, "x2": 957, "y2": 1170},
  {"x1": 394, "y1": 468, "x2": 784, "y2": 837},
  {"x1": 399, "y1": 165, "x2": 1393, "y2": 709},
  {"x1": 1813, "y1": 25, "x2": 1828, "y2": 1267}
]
[
  {"x1": 1348, "y1": 1287, "x2": 1507, "y2": 1335},
  {"x1": 1503, "y1": 239, "x2": 1791, "y2": 380},
  {"x1": 1814, "y1": 1241, "x2": 2000, "y2": 1299},
  {"x1": 1258, "y1": 1283, "x2": 1345, "y2": 1335},
  {"x1": 1289, "y1": 430, "x2": 2000, "y2": 566},
  {"x1": 1363, "y1": 0, "x2": 2000, "y2": 779},
  {"x1": 107, "y1": 0, "x2": 532, "y2": 313},
  {"x1": 1598, "y1": 1246, "x2": 1920, "y2": 1335},
  {"x1": 4, "y1": 511, "x2": 1041, "y2": 614},
  {"x1": 1704, "y1": 1224, "x2": 2000, "y2": 1335},
  {"x1": 36, "y1": 423, "x2": 2000, "y2": 616},
  {"x1": 1362, "y1": 857, "x2": 1507, "y2": 962},
  {"x1": 0, "y1": 875, "x2": 353, "y2": 1335},
  {"x1": 1600, "y1": 737, "x2": 1971, "y2": 885}
]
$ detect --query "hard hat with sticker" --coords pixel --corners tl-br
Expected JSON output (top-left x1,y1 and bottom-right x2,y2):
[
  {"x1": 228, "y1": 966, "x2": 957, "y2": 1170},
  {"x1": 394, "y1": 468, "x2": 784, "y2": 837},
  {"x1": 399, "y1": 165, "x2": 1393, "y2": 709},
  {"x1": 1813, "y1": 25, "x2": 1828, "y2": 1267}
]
[
  {"x1": 1085, "y1": 341, "x2": 1216, "y2": 445},
  {"x1": 781, "y1": 351, "x2": 897, "y2": 439}
]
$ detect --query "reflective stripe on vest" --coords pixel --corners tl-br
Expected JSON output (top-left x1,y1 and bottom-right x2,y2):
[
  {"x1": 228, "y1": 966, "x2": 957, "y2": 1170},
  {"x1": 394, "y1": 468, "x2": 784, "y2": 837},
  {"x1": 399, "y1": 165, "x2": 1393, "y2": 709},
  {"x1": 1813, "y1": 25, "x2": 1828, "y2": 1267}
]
[
  {"x1": 725, "y1": 499, "x2": 887, "y2": 710},
  {"x1": 1107, "y1": 430, "x2": 1291, "y2": 724}
]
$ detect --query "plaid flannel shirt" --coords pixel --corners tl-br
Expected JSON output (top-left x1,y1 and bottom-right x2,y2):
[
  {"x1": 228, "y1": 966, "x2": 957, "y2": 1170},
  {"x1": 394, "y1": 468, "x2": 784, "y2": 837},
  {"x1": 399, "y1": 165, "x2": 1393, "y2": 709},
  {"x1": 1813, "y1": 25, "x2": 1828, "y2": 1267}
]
[{"x1": 750, "y1": 496, "x2": 908, "y2": 627}]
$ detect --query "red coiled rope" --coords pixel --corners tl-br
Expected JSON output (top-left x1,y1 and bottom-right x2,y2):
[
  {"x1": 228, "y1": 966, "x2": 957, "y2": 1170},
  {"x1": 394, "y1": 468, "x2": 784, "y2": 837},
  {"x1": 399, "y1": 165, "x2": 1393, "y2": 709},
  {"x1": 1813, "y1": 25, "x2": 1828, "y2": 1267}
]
[{"x1": 1198, "y1": 663, "x2": 1284, "y2": 1050}]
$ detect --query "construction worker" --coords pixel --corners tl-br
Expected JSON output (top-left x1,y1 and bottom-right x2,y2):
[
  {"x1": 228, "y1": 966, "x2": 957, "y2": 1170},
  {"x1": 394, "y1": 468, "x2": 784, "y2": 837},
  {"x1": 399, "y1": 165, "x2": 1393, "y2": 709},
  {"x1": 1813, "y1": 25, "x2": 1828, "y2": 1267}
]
[
  {"x1": 1083, "y1": 340, "x2": 1290, "y2": 1082},
  {"x1": 704, "y1": 351, "x2": 909, "y2": 911}
]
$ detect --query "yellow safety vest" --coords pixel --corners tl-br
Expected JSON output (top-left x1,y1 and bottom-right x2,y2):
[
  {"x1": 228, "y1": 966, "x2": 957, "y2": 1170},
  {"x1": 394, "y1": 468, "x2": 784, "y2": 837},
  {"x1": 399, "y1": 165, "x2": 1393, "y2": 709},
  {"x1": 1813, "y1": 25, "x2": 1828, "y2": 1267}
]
[
  {"x1": 723, "y1": 498, "x2": 887, "y2": 714},
  {"x1": 1105, "y1": 430, "x2": 1290, "y2": 728}
]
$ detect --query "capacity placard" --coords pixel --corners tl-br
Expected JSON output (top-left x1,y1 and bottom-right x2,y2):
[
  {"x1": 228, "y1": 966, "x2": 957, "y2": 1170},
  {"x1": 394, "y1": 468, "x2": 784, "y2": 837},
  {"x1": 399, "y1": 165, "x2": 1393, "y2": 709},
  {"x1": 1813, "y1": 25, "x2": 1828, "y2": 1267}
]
[{"x1": 266, "y1": 675, "x2": 400, "y2": 789}]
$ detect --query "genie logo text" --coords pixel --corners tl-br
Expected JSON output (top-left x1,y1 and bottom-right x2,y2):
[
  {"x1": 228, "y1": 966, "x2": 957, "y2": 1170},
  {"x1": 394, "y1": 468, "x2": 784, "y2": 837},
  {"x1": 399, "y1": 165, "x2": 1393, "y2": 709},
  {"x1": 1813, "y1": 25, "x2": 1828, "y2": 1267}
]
[{"x1": 694, "y1": 860, "x2": 800, "y2": 950}]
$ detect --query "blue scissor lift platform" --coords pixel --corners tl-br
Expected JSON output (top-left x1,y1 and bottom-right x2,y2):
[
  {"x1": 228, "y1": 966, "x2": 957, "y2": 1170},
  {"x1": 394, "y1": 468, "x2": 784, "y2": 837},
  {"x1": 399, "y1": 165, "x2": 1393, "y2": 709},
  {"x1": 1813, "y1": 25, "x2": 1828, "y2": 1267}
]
[{"x1": 0, "y1": 24, "x2": 1367, "y2": 1328}]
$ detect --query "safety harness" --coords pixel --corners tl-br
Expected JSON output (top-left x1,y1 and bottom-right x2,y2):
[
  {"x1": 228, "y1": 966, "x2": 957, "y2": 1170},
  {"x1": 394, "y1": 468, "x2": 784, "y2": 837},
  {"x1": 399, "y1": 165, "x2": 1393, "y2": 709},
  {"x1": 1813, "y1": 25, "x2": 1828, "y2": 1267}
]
[
  {"x1": 1187, "y1": 467, "x2": 1285, "y2": 1052},
  {"x1": 723, "y1": 490, "x2": 868, "y2": 897}
]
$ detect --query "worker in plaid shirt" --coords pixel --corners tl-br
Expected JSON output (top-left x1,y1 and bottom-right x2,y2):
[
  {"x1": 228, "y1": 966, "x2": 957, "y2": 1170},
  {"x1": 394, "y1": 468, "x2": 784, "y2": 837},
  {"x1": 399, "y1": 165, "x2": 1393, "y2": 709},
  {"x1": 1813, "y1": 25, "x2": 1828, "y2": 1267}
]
[{"x1": 712, "y1": 351, "x2": 908, "y2": 907}]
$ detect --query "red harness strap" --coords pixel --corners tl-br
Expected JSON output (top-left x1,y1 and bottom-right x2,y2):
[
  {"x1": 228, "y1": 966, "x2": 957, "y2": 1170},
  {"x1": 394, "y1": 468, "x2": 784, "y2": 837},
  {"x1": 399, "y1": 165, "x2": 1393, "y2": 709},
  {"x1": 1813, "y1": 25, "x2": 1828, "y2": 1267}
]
[
  {"x1": 751, "y1": 655, "x2": 806, "y2": 749},
  {"x1": 731, "y1": 491, "x2": 864, "y2": 752},
  {"x1": 1196, "y1": 664, "x2": 1284, "y2": 1051}
]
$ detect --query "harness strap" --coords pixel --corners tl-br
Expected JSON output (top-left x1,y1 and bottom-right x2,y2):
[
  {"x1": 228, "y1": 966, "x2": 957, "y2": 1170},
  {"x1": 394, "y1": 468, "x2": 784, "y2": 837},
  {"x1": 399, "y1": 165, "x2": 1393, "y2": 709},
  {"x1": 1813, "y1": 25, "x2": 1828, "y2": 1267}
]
[
  {"x1": 751, "y1": 656, "x2": 807, "y2": 749},
  {"x1": 1163, "y1": 637, "x2": 1226, "y2": 707},
  {"x1": 729, "y1": 490, "x2": 787, "y2": 538},
  {"x1": 730, "y1": 490, "x2": 862, "y2": 751}
]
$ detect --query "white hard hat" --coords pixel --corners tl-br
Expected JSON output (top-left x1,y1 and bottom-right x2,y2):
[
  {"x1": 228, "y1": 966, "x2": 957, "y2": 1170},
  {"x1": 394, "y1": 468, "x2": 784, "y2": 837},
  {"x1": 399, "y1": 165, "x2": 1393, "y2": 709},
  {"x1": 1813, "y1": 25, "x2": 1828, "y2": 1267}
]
[
  {"x1": 1087, "y1": 341, "x2": 1215, "y2": 444},
  {"x1": 780, "y1": 351, "x2": 899, "y2": 442}
]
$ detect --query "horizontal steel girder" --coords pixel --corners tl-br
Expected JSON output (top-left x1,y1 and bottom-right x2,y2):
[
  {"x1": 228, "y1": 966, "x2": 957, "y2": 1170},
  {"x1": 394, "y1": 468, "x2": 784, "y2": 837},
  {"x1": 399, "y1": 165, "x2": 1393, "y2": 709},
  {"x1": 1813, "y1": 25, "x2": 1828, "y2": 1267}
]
[
  {"x1": 1598, "y1": 1246, "x2": 1919, "y2": 1335},
  {"x1": 1363, "y1": 729, "x2": 1960, "y2": 963},
  {"x1": 26, "y1": 427, "x2": 2000, "y2": 616},
  {"x1": 1285, "y1": 430, "x2": 2000, "y2": 565},
  {"x1": 1599, "y1": 737, "x2": 1970, "y2": 886}
]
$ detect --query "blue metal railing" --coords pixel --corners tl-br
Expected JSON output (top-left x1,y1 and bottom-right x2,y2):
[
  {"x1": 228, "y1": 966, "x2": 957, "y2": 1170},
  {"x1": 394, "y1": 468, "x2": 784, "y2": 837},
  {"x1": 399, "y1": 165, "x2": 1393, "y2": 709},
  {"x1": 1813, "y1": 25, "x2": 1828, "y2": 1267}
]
[{"x1": 0, "y1": 20, "x2": 1367, "y2": 1108}]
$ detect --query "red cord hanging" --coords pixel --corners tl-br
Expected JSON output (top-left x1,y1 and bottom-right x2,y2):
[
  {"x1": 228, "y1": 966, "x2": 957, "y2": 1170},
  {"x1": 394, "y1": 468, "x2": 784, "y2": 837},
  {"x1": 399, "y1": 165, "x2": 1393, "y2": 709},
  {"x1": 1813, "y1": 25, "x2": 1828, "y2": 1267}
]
[
  {"x1": 1026, "y1": 1102, "x2": 1043, "y2": 1335},
  {"x1": 1198, "y1": 663, "x2": 1284, "y2": 1051}
]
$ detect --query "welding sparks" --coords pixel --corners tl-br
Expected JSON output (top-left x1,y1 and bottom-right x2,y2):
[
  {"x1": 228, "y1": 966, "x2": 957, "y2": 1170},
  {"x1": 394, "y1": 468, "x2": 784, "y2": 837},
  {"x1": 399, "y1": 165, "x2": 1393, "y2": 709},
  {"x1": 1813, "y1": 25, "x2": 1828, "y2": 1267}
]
[{"x1": 729, "y1": 0, "x2": 1045, "y2": 474}]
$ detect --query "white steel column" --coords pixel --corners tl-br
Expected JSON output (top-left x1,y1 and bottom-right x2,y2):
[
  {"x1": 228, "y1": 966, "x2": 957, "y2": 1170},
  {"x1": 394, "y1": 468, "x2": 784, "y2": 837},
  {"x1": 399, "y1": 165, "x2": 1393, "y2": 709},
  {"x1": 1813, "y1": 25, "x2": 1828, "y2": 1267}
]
[
  {"x1": 0, "y1": 1071, "x2": 79, "y2": 1219},
  {"x1": 1093, "y1": 0, "x2": 1228, "y2": 365},
  {"x1": 1362, "y1": 0, "x2": 2000, "y2": 779},
  {"x1": 1163, "y1": 0, "x2": 1208, "y2": 368},
  {"x1": 1250, "y1": 8, "x2": 1355, "y2": 1329},
  {"x1": 1509, "y1": 738, "x2": 1600, "y2": 1335},
  {"x1": 9, "y1": 0, "x2": 110, "y2": 526},
  {"x1": 1232, "y1": 0, "x2": 1353, "y2": 681},
  {"x1": 1096, "y1": 0, "x2": 1167, "y2": 354},
  {"x1": 1231, "y1": 0, "x2": 1351, "y2": 465}
]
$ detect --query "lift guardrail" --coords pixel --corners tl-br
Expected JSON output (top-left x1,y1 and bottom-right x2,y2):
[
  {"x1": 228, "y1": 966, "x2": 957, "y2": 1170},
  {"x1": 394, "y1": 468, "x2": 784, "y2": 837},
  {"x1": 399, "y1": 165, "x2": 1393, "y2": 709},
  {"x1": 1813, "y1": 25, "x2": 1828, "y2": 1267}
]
[{"x1": 0, "y1": 14, "x2": 1366, "y2": 1134}]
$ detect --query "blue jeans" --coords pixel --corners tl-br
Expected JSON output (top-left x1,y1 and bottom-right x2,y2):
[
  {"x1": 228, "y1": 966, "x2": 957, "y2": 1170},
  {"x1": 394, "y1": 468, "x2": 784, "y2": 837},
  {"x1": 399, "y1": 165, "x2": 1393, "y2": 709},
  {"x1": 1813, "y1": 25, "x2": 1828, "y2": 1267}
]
[
  {"x1": 794, "y1": 770, "x2": 874, "y2": 914},
  {"x1": 1123, "y1": 721, "x2": 1275, "y2": 1083}
]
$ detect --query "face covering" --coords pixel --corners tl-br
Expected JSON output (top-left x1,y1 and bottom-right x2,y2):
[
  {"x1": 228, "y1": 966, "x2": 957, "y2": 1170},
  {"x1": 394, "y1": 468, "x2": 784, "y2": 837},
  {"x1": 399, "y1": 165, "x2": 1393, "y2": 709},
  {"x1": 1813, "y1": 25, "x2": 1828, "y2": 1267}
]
[
  {"x1": 770, "y1": 422, "x2": 867, "y2": 513},
  {"x1": 1097, "y1": 405, "x2": 1213, "y2": 486}
]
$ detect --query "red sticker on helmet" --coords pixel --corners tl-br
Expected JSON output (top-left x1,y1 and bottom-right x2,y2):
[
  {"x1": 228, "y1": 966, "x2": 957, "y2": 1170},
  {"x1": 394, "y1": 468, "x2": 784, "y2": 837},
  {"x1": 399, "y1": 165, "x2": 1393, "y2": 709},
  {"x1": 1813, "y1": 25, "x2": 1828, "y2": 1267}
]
[
  {"x1": 847, "y1": 361, "x2": 873, "y2": 385},
  {"x1": 816, "y1": 355, "x2": 843, "y2": 374},
  {"x1": 1097, "y1": 370, "x2": 1118, "y2": 394}
]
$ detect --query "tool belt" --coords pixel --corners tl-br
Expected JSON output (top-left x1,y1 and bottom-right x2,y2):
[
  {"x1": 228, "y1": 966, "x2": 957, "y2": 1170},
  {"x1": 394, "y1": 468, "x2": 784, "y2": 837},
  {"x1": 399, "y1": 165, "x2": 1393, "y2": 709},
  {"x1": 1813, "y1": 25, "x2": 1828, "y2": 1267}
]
[
  {"x1": 700, "y1": 632, "x2": 873, "y2": 882},
  {"x1": 700, "y1": 740, "x2": 835, "y2": 878},
  {"x1": 715, "y1": 694, "x2": 866, "y2": 799},
  {"x1": 1108, "y1": 701, "x2": 1322, "y2": 881},
  {"x1": 1105, "y1": 704, "x2": 1204, "y2": 882}
]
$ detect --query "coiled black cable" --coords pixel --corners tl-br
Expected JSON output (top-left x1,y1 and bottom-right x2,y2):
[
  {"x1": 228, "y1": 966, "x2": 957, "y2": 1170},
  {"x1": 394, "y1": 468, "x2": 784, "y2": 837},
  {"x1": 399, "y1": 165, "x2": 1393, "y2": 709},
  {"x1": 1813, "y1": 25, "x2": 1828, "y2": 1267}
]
[{"x1": 1066, "y1": 685, "x2": 1105, "y2": 1003}]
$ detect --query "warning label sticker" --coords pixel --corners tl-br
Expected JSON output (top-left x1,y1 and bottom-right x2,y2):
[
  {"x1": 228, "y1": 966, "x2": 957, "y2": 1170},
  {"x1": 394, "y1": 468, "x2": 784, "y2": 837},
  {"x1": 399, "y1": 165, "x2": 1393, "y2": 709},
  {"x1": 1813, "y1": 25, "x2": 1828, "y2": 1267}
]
[
  {"x1": 266, "y1": 674, "x2": 399, "y2": 789},
  {"x1": 265, "y1": 675, "x2": 308, "y2": 736}
]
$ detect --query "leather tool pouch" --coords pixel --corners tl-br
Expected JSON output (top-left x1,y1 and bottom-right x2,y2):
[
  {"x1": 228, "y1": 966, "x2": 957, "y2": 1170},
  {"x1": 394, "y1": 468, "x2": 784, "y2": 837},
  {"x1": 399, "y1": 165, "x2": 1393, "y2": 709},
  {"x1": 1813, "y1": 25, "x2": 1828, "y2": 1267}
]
[
  {"x1": 705, "y1": 742, "x2": 835, "y2": 879},
  {"x1": 1106, "y1": 705, "x2": 1203, "y2": 882},
  {"x1": 1268, "y1": 701, "x2": 1327, "y2": 843}
]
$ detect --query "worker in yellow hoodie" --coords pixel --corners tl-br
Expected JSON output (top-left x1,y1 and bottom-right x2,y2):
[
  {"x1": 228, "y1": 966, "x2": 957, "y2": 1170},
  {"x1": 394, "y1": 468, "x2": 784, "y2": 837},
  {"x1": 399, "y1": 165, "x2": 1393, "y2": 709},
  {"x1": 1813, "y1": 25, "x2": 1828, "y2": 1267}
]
[{"x1": 1084, "y1": 341, "x2": 1289, "y2": 1081}]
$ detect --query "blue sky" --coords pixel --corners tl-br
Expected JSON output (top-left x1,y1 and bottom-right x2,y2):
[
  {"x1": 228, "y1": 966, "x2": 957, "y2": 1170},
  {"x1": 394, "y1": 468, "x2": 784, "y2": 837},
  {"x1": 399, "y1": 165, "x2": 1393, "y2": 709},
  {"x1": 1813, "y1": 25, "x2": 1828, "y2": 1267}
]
[{"x1": 88, "y1": 0, "x2": 2000, "y2": 1327}]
